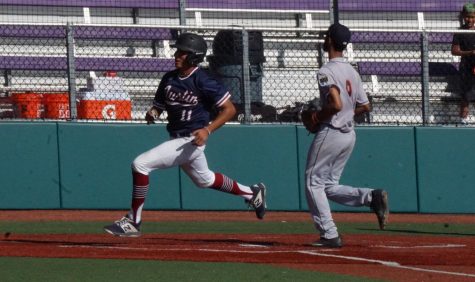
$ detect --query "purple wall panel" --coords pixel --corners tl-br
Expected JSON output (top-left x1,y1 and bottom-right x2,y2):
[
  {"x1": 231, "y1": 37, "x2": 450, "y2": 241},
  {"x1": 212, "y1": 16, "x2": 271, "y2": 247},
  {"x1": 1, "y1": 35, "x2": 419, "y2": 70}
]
[
  {"x1": 339, "y1": 0, "x2": 466, "y2": 12},
  {"x1": 187, "y1": 0, "x2": 329, "y2": 10},
  {"x1": 0, "y1": 0, "x2": 178, "y2": 8},
  {"x1": 357, "y1": 62, "x2": 458, "y2": 76},
  {"x1": 352, "y1": 32, "x2": 452, "y2": 44},
  {"x1": 0, "y1": 25, "x2": 176, "y2": 40},
  {"x1": 0, "y1": 56, "x2": 175, "y2": 72}
]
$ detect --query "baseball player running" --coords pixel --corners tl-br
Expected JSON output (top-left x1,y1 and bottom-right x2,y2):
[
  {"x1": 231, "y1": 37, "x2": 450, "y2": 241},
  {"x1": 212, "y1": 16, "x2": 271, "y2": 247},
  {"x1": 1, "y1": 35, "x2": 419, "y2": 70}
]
[
  {"x1": 104, "y1": 32, "x2": 266, "y2": 237},
  {"x1": 302, "y1": 23, "x2": 388, "y2": 248}
]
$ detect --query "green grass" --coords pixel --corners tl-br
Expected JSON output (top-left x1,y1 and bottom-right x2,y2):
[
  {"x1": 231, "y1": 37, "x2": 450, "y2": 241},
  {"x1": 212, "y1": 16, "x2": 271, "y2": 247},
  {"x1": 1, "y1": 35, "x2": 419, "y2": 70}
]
[
  {"x1": 1, "y1": 220, "x2": 472, "y2": 282},
  {"x1": 0, "y1": 221, "x2": 474, "y2": 236},
  {"x1": 0, "y1": 257, "x2": 383, "y2": 282}
]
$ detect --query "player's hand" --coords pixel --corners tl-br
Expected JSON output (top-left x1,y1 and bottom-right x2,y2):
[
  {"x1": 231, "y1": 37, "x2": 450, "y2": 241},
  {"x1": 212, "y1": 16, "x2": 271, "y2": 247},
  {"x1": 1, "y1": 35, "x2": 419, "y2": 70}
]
[
  {"x1": 145, "y1": 107, "x2": 159, "y2": 124},
  {"x1": 191, "y1": 127, "x2": 210, "y2": 146}
]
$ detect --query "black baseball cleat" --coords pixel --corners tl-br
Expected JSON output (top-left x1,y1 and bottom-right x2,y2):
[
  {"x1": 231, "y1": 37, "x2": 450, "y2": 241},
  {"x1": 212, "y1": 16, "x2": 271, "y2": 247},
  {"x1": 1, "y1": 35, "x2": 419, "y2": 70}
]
[
  {"x1": 370, "y1": 189, "x2": 389, "y2": 230},
  {"x1": 246, "y1": 183, "x2": 267, "y2": 220},
  {"x1": 104, "y1": 216, "x2": 141, "y2": 237},
  {"x1": 312, "y1": 236, "x2": 343, "y2": 248}
]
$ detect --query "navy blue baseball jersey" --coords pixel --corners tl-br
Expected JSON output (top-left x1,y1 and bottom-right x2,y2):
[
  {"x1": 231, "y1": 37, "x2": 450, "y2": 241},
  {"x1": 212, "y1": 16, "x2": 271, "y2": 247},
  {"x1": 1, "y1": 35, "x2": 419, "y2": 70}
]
[{"x1": 153, "y1": 67, "x2": 231, "y2": 135}]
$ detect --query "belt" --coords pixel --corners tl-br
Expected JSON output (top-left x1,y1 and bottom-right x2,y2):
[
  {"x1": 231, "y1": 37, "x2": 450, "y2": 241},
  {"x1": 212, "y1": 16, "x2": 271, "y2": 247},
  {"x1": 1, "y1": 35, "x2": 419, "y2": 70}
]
[
  {"x1": 321, "y1": 122, "x2": 354, "y2": 133},
  {"x1": 170, "y1": 132, "x2": 193, "y2": 138}
]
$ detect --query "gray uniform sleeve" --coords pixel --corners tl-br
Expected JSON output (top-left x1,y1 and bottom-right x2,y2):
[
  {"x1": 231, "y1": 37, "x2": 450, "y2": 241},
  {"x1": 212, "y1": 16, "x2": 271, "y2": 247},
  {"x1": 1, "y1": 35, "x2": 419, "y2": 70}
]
[
  {"x1": 317, "y1": 68, "x2": 335, "y2": 102},
  {"x1": 355, "y1": 75, "x2": 369, "y2": 105}
]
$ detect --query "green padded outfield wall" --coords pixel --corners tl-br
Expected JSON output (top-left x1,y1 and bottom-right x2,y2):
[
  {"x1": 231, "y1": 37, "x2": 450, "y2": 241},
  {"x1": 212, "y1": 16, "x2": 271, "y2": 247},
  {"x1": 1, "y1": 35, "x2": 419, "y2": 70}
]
[
  {"x1": 0, "y1": 123, "x2": 474, "y2": 213},
  {"x1": 415, "y1": 127, "x2": 475, "y2": 213},
  {"x1": 180, "y1": 125, "x2": 301, "y2": 211},
  {"x1": 57, "y1": 123, "x2": 181, "y2": 210},
  {"x1": 0, "y1": 123, "x2": 60, "y2": 208}
]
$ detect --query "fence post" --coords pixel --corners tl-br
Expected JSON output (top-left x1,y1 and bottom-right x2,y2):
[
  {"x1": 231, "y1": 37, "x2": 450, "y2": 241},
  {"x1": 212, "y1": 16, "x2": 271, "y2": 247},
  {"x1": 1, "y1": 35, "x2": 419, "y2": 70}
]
[
  {"x1": 179, "y1": 0, "x2": 187, "y2": 27},
  {"x1": 66, "y1": 23, "x2": 77, "y2": 121},
  {"x1": 330, "y1": 0, "x2": 338, "y2": 24},
  {"x1": 421, "y1": 31, "x2": 430, "y2": 126},
  {"x1": 3, "y1": 70, "x2": 11, "y2": 87},
  {"x1": 241, "y1": 28, "x2": 251, "y2": 124}
]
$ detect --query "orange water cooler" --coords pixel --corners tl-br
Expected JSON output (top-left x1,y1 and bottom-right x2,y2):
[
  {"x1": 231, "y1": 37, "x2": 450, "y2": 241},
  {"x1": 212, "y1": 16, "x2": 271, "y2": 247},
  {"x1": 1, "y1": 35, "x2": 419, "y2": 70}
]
[
  {"x1": 12, "y1": 92, "x2": 44, "y2": 119},
  {"x1": 43, "y1": 93, "x2": 70, "y2": 119},
  {"x1": 77, "y1": 73, "x2": 131, "y2": 120},
  {"x1": 77, "y1": 95, "x2": 131, "y2": 120}
]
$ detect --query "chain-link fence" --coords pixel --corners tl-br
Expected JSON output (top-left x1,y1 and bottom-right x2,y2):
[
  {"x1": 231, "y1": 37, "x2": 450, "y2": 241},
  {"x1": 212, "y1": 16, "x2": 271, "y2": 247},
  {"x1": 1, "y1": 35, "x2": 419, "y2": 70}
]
[{"x1": 0, "y1": 0, "x2": 472, "y2": 126}]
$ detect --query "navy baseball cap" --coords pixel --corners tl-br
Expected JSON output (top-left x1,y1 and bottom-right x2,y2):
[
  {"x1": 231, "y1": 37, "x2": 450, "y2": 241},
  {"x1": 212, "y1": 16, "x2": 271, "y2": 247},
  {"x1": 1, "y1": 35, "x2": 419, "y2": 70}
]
[{"x1": 327, "y1": 23, "x2": 351, "y2": 49}]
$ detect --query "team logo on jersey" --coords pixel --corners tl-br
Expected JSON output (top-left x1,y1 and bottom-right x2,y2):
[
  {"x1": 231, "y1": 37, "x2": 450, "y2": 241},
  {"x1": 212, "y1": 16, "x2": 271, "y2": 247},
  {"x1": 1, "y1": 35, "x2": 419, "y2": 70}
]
[
  {"x1": 318, "y1": 73, "x2": 329, "y2": 87},
  {"x1": 165, "y1": 85, "x2": 198, "y2": 106}
]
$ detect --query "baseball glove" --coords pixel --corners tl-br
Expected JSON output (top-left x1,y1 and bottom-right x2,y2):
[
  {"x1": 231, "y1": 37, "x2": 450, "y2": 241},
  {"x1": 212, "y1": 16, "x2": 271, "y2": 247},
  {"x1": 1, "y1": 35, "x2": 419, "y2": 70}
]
[
  {"x1": 300, "y1": 98, "x2": 320, "y2": 133},
  {"x1": 301, "y1": 109, "x2": 319, "y2": 133}
]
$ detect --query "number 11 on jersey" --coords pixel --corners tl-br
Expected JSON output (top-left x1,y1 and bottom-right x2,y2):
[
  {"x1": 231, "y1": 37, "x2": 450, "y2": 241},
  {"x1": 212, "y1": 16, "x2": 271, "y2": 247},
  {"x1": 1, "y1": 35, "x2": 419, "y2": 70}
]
[{"x1": 181, "y1": 109, "x2": 192, "y2": 121}]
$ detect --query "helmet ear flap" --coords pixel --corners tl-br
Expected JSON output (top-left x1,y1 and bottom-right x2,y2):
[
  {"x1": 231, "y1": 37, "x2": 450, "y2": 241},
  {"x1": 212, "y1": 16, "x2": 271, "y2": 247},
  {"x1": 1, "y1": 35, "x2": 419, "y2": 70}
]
[{"x1": 186, "y1": 53, "x2": 205, "y2": 65}]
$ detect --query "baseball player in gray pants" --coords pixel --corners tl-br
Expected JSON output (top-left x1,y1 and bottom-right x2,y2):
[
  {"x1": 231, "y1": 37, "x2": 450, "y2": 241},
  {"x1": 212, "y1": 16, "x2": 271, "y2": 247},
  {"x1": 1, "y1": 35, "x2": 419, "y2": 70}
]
[{"x1": 304, "y1": 23, "x2": 389, "y2": 248}]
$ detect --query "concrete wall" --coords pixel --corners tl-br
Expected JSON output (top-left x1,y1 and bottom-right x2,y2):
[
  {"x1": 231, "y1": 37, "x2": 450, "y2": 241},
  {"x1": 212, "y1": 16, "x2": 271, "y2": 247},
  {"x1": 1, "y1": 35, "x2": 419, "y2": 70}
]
[{"x1": 0, "y1": 122, "x2": 473, "y2": 213}]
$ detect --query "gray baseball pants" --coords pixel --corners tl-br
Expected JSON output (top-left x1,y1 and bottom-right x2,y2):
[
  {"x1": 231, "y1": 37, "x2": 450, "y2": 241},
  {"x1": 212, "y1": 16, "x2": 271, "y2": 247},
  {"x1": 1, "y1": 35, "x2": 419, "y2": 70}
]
[{"x1": 305, "y1": 124, "x2": 373, "y2": 239}]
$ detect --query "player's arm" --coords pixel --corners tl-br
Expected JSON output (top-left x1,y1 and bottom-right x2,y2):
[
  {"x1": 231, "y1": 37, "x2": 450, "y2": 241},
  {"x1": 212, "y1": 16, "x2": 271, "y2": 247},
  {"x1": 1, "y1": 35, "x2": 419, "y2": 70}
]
[
  {"x1": 316, "y1": 86, "x2": 342, "y2": 121},
  {"x1": 355, "y1": 102, "x2": 371, "y2": 115},
  {"x1": 146, "y1": 75, "x2": 168, "y2": 124},
  {"x1": 207, "y1": 99, "x2": 236, "y2": 132},
  {"x1": 452, "y1": 43, "x2": 475, "y2": 56},
  {"x1": 192, "y1": 99, "x2": 236, "y2": 146}
]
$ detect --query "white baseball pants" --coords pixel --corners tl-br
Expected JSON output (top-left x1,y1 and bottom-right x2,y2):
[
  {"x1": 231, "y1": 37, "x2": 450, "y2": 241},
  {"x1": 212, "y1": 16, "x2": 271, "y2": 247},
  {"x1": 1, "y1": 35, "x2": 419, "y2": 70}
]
[{"x1": 132, "y1": 136, "x2": 215, "y2": 188}]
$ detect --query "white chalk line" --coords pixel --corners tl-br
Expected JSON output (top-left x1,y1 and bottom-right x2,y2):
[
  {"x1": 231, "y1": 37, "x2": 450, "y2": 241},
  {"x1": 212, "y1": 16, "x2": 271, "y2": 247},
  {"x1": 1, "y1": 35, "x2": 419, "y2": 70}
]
[
  {"x1": 59, "y1": 244, "x2": 475, "y2": 278},
  {"x1": 239, "y1": 243, "x2": 269, "y2": 248},
  {"x1": 299, "y1": 250, "x2": 475, "y2": 278},
  {"x1": 374, "y1": 244, "x2": 466, "y2": 249}
]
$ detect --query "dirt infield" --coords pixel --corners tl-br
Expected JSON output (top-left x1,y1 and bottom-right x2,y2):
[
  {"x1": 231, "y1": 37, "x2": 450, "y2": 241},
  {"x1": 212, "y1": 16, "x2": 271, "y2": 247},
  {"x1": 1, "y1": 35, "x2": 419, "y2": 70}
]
[
  {"x1": 1, "y1": 211, "x2": 474, "y2": 282},
  {"x1": 1, "y1": 210, "x2": 474, "y2": 223}
]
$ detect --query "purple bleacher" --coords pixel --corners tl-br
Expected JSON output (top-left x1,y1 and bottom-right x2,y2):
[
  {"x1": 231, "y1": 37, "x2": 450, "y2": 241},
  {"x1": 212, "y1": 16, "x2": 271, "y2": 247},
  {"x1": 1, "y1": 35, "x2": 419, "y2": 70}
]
[
  {"x1": 357, "y1": 62, "x2": 459, "y2": 76},
  {"x1": 75, "y1": 26, "x2": 177, "y2": 40},
  {"x1": 76, "y1": 57, "x2": 175, "y2": 72},
  {"x1": 0, "y1": 0, "x2": 178, "y2": 8},
  {"x1": 0, "y1": 25, "x2": 65, "y2": 38},
  {"x1": 352, "y1": 32, "x2": 453, "y2": 44},
  {"x1": 0, "y1": 56, "x2": 175, "y2": 72},
  {"x1": 0, "y1": 56, "x2": 65, "y2": 70},
  {"x1": 0, "y1": 24, "x2": 177, "y2": 73},
  {"x1": 0, "y1": 25, "x2": 176, "y2": 40},
  {"x1": 339, "y1": 0, "x2": 466, "y2": 12},
  {"x1": 186, "y1": 0, "x2": 329, "y2": 10}
]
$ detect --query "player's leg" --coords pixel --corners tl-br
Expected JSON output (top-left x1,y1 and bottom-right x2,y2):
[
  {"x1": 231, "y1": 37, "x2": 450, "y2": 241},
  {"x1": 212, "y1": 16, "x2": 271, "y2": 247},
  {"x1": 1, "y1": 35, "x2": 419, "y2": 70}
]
[
  {"x1": 324, "y1": 130, "x2": 388, "y2": 229},
  {"x1": 104, "y1": 137, "x2": 192, "y2": 237},
  {"x1": 305, "y1": 126, "x2": 340, "y2": 246},
  {"x1": 180, "y1": 146, "x2": 266, "y2": 219},
  {"x1": 324, "y1": 130, "x2": 372, "y2": 206},
  {"x1": 129, "y1": 138, "x2": 194, "y2": 222},
  {"x1": 460, "y1": 73, "x2": 473, "y2": 123},
  {"x1": 460, "y1": 99, "x2": 469, "y2": 119}
]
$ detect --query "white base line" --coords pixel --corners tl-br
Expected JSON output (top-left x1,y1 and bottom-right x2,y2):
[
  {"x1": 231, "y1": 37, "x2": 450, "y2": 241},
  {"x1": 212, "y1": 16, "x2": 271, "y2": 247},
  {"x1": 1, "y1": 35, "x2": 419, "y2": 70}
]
[
  {"x1": 60, "y1": 245, "x2": 475, "y2": 278},
  {"x1": 298, "y1": 250, "x2": 475, "y2": 278},
  {"x1": 374, "y1": 244, "x2": 466, "y2": 249}
]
